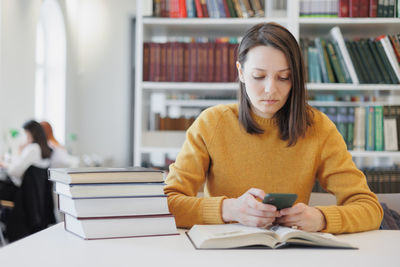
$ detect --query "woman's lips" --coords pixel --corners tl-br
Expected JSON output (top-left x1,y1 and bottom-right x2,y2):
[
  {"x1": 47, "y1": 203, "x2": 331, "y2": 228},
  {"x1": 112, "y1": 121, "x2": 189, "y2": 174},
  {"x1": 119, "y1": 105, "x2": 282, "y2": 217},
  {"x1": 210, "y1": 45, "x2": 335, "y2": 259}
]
[{"x1": 261, "y1": 100, "x2": 278, "y2": 104}]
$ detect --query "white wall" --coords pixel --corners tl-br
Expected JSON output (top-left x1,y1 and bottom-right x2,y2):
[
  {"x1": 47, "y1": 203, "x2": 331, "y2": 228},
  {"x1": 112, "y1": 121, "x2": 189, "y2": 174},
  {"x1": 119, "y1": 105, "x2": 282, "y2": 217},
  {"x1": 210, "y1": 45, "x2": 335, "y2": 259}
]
[
  {"x1": 65, "y1": 0, "x2": 136, "y2": 167},
  {"x1": 0, "y1": 0, "x2": 136, "y2": 167},
  {"x1": 0, "y1": 0, "x2": 41, "y2": 152}
]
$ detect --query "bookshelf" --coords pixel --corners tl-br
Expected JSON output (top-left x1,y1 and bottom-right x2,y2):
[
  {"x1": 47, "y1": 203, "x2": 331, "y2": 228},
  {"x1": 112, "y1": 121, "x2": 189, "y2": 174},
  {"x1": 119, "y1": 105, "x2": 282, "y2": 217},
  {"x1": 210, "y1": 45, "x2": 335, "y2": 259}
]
[{"x1": 134, "y1": 0, "x2": 400, "y2": 169}]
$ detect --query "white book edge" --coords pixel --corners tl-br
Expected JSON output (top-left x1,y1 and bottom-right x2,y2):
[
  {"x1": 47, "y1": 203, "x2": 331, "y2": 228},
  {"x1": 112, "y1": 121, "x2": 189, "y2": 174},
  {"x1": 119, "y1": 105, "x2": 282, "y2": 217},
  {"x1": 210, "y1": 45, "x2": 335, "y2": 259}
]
[
  {"x1": 330, "y1": 26, "x2": 359, "y2": 85},
  {"x1": 380, "y1": 36, "x2": 400, "y2": 82}
]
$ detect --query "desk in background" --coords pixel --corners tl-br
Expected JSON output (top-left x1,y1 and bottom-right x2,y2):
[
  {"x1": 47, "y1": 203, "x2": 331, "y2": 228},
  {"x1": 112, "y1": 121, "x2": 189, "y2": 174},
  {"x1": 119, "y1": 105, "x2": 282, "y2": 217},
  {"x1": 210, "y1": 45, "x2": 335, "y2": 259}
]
[{"x1": 0, "y1": 223, "x2": 398, "y2": 267}]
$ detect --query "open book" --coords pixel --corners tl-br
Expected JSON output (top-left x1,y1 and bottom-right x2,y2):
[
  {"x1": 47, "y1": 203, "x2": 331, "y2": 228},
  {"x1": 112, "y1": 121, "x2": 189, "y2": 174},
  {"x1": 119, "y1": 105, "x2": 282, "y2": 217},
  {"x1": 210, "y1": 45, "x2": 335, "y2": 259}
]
[{"x1": 186, "y1": 224, "x2": 357, "y2": 249}]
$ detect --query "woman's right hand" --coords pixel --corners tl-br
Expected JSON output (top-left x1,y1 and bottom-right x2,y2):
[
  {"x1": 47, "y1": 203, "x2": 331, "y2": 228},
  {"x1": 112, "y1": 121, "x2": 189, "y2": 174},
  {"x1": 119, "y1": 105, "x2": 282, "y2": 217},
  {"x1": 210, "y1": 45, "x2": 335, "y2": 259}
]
[{"x1": 222, "y1": 188, "x2": 280, "y2": 227}]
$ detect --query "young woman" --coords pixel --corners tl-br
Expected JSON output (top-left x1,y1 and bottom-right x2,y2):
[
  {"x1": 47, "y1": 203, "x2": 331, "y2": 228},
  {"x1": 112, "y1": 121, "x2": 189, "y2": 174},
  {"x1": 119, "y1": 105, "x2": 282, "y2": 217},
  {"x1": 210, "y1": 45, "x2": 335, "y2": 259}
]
[
  {"x1": 163, "y1": 23, "x2": 383, "y2": 234},
  {"x1": 0, "y1": 120, "x2": 52, "y2": 200},
  {"x1": 40, "y1": 121, "x2": 78, "y2": 168}
]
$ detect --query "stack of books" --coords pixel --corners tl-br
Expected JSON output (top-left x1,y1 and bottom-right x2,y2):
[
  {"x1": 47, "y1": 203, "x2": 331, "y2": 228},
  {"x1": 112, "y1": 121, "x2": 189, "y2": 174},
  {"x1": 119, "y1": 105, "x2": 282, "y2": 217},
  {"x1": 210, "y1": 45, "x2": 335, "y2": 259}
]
[{"x1": 49, "y1": 167, "x2": 178, "y2": 240}]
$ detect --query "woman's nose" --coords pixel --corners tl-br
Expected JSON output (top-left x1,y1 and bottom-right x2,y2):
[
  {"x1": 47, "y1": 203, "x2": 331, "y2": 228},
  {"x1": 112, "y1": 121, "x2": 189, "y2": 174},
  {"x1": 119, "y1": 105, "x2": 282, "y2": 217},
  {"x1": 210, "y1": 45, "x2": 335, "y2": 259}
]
[{"x1": 264, "y1": 78, "x2": 276, "y2": 93}]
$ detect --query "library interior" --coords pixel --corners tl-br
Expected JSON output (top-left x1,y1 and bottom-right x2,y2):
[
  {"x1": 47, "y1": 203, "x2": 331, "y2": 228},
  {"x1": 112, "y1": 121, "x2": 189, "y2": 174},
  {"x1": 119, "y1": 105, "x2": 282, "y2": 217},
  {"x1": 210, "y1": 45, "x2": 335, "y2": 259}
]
[{"x1": 0, "y1": 0, "x2": 400, "y2": 266}]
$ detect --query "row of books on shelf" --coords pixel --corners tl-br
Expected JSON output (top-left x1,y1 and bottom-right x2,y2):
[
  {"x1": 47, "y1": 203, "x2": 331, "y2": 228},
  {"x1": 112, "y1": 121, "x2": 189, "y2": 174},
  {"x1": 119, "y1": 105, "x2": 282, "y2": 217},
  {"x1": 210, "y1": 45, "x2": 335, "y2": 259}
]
[
  {"x1": 49, "y1": 167, "x2": 178, "y2": 240},
  {"x1": 301, "y1": 28, "x2": 400, "y2": 84},
  {"x1": 313, "y1": 166, "x2": 400, "y2": 193},
  {"x1": 316, "y1": 105, "x2": 400, "y2": 152},
  {"x1": 300, "y1": 0, "x2": 400, "y2": 18},
  {"x1": 143, "y1": 38, "x2": 239, "y2": 83},
  {"x1": 153, "y1": 0, "x2": 269, "y2": 18},
  {"x1": 154, "y1": 113, "x2": 196, "y2": 131}
]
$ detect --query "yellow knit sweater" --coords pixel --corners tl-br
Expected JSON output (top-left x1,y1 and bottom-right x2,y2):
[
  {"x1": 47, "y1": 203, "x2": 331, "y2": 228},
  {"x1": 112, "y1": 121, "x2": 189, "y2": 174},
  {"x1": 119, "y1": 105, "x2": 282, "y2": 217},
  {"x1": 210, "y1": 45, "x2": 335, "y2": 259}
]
[{"x1": 164, "y1": 104, "x2": 383, "y2": 233}]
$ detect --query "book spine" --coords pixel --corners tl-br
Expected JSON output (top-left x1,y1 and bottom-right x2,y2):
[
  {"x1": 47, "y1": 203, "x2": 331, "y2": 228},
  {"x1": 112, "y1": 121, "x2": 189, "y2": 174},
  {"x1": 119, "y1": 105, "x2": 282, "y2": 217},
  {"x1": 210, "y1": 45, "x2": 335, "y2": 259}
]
[
  {"x1": 339, "y1": 0, "x2": 350, "y2": 17},
  {"x1": 326, "y1": 40, "x2": 347, "y2": 83},
  {"x1": 320, "y1": 39, "x2": 336, "y2": 83},
  {"x1": 383, "y1": 106, "x2": 399, "y2": 151},
  {"x1": 359, "y1": 0, "x2": 369, "y2": 16},
  {"x1": 194, "y1": 0, "x2": 204, "y2": 17},
  {"x1": 332, "y1": 40, "x2": 352, "y2": 83},
  {"x1": 374, "y1": 106, "x2": 384, "y2": 151},
  {"x1": 337, "y1": 106, "x2": 349, "y2": 144},
  {"x1": 186, "y1": 0, "x2": 196, "y2": 17},
  {"x1": 347, "y1": 107, "x2": 355, "y2": 150},
  {"x1": 365, "y1": 106, "x2": 375, "y2": 151},
  {"x1": 231, "y1": 0, "x2": 243, "y2": 17},
  {"x1": 353, "y1": 106, "x2": 366, "y2": 150},
  {"x1": 350, "y1": 0, "x2": 360, "y2": 16},
  {"x1": 314, "y1": 38, "x2": 330, "y2": 83},
  {"x1": 226, "y1": 0, "x2": 238, "y2": 17},
  {"x1": 378, "y1": 35, "x2": 400, "y2": 82},
  {"x1": 330, "y1": 27, "x2": 359, "y2": 84},
  {"x1": 375, "y1": 39, "x2": 400, "y2": 83},
  {"x1": 356, "y1": 40, "x2": 380, "y2": 83},
  {"x1": 369, "y1": 0, "x2": 378, "y2": 16},
  {"x1": 348, "y1": 40, "x2": 370, "y2": 83},
  {"x1": 388, "y1": 35, "x2": 400, "y2": 63},
  {"x1": 222, "y1": 0, "x2": 231, "y2": 17},
  {"x1": 143, "y1": 42, "x2": 150, "y2": 81},
  {"x1": 366, "y1": 39, "x2": 390, "y2": 83}
]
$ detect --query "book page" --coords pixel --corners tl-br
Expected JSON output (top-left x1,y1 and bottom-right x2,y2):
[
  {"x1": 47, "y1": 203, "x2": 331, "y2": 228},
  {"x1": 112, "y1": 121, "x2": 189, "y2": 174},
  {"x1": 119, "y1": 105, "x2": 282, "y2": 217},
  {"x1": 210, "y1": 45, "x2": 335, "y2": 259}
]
[
  {"x1": 187, "y1": 224, "x2": 279, "y2": 249},
  {"x1": 270, "y1": 226, "x2": 355, "y2": 248}
]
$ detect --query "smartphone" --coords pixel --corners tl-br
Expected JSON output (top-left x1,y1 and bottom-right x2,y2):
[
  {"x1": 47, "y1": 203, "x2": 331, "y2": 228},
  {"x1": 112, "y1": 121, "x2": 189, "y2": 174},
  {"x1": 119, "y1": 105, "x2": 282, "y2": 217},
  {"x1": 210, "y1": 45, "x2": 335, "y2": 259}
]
[{"x1": 262, "y1": 193, "x2": 298, "y2": 210}]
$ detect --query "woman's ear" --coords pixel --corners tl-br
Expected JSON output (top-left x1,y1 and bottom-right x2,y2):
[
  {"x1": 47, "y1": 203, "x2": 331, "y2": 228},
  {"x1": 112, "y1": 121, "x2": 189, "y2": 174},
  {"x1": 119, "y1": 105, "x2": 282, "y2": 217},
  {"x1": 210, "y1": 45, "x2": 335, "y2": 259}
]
[{"x1": 236, "y1": 61, "x2": 244, "y2": 83}]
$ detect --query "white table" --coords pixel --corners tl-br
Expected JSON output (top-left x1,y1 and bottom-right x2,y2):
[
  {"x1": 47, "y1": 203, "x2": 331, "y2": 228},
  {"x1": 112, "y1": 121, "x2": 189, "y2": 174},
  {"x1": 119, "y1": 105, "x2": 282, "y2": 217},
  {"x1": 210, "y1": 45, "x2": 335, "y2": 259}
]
[{"x1": 0, "y1": 223, "x2": 399, "y2": 267}]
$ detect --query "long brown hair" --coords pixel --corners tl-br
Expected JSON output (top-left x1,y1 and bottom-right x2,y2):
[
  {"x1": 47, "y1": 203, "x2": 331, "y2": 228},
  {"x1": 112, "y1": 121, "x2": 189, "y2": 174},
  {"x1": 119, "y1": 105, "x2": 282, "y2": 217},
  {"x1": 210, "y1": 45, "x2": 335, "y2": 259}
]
[
  {"x1": 23, "y1": 120, "x2": 53, "y2": 159},
  {"x1": 237, "y1": 22, "x2": 313, "y2": 146}
]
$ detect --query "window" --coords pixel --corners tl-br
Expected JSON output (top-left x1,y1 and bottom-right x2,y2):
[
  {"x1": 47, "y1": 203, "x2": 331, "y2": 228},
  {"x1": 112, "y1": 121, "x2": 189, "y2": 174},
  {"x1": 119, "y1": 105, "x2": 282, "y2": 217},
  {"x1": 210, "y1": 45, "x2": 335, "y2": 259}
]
[{"x1": 35, "y1": 0, "x2": 66, "y2": 144}]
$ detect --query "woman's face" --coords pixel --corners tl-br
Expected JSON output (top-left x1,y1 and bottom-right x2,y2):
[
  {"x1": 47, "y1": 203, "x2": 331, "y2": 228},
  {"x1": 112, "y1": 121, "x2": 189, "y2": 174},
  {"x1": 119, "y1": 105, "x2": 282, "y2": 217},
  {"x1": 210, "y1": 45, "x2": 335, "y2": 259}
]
[
  {"x1": 24, "y1": 130, "x2": 33, "y2": 144},
  {"x1": 237, "y1": 45, "x2": 292, "y2": 119}
]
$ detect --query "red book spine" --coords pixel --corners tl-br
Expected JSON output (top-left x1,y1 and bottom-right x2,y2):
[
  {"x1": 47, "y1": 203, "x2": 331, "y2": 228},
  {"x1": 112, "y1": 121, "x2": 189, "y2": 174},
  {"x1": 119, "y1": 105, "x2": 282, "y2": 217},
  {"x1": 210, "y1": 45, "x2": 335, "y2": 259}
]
[
  {"x1": 177, "y1": 42, "x2": 185, "y2": 82},
  {"x1": 183, "y1": 43, "x2": 190, "y2": 81},
  {"x1": 169, "y1": 0, "x2": 180, "y2": 17},
  {"x1": 149, "y1": 43, "x2": 161, "y2": 81},
  {"x1": 369, "y1": 0, "x2": 378, "y2": 17},
  {"x1": 349, "y1": 0, "x2": 360, "y2": 17},
  {"x1": 339, "y1": 0, "x2": 349, "y2": 17},
  {"x1": 188, "y1": 41, "x2": 198, "y2": 82},
  {"x1": 194, "y1": 0, "x2": 204, "y2": 17},
  {"x1": 388, "y1": 35, "x2": 400, "y2": 63},
  {"x1": 166, "y1": 42, "x2": 173, "y2": 81},
  {"x1": 178, "y1": 0, "x2": 187, "y2": 17},
  {"x1": 228, "y1": 43, "x2": 238, "y2": 82},
  {"x1": 199, "y1": 42, "x2": 208, "y2": 82},
  {"x1": 143, "y1": 43, "x2": 150, "y2": 81},
  {"x1": 201, "y1": 0, "x2": 209, "y2": 17},
  {"x1": 161, "y1": 0, "x2": 169, "y2": 17},
  {"x1": 171, "y1": 42, "x2": 179, "y2": 82},
  {"x1": 221, "y1": 40, "x2": 229, "y2": 83},
  {"x1": 359, "y1": 0, "x2": 369, "y2": 17},
  {"x1": 214, "y1": 41, "x2": 223, "y2": 83},
  {"x1": 207, "y1": 42, "x2": 215, "y2": 82},
  {"x1": 159, "y1": 43, "x2": 167, "y2": 81}
]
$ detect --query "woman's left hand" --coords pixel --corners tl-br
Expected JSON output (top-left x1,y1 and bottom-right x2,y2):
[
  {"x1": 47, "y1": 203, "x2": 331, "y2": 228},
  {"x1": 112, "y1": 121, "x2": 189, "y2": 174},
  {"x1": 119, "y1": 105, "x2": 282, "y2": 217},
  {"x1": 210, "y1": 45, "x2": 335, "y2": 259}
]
[{"x1": 275, "y1": 203, "x2": 326, "y2": 232}]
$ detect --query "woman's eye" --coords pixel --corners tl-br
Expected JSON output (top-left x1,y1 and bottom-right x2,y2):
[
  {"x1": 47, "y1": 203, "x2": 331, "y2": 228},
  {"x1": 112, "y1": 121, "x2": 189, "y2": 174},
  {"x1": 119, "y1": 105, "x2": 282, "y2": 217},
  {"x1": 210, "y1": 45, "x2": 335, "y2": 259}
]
[
  {"x1": 253, "y1": 76, "x2": 264, "y2": 80},
  {"x1": 279, "y1": 77, "x2": 290, "y2": 81}
]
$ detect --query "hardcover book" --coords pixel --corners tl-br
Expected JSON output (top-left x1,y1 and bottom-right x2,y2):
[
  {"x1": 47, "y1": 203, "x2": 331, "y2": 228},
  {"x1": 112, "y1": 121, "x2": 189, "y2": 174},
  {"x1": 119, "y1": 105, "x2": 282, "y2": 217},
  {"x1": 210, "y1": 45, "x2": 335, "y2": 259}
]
[
  {"x1": 58, "y1": 194, "x2": 170, "y2": 218},
  {"x1": 49, "y1": 167, "x2": 165, "y2": 184},
  {"x1": 64, "y1": 214, "x2": 178, "y2": 240},
  {"x1": 55, "y1": 181, "x2": 166, "y2": 198},
  {"x1": 186, "y1": 224, "x2": 356, "y2": 249}
]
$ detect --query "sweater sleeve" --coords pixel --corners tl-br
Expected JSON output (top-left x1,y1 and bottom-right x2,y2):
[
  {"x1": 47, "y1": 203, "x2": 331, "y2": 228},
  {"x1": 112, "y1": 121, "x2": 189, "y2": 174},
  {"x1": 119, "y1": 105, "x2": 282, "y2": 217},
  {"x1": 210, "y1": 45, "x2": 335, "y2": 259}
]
[
  {"x1": 315, "y1": 118, "x2": 383, "y2": 234},
  {"x1": 164, "y1": 107, "x2": 227, "y2": 228},
  {"x1": 7, "y1": 144, "x2": 42, "y2": 186}
]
